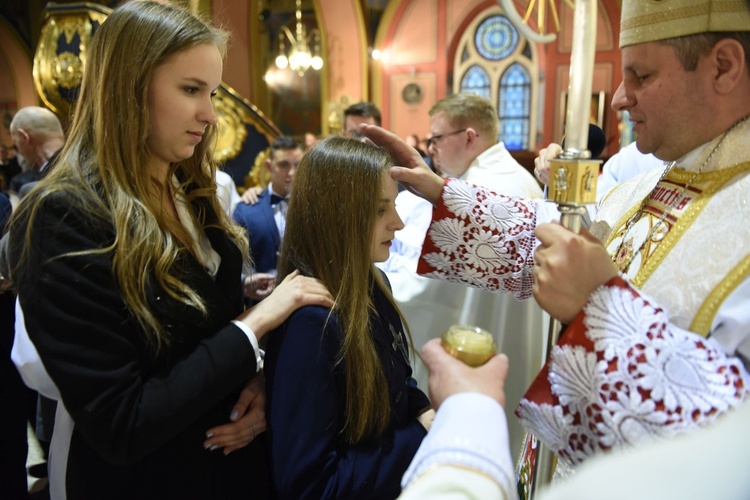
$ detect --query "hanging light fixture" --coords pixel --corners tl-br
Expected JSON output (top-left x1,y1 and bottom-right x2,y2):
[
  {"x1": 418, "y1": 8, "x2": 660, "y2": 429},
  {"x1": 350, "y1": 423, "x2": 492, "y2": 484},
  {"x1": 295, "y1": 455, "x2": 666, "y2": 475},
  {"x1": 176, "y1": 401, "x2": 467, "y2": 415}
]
[{"x1": 275, "y1": 0, "x2": 323, "y2": 76}]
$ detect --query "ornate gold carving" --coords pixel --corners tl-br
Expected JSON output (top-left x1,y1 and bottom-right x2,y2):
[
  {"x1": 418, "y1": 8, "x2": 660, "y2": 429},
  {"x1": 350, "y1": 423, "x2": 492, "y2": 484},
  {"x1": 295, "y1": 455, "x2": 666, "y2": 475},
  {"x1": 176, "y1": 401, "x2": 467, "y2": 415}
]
[
  {"x1": 33, "y1": 4, "x2": 111, "y2": 115},
  {"x1": 327, "y1": 110, "x2": 342, "y2": 135},
  {"x1": 213, "y1": 90, "x2": 249, "y2": 164},
  {"x1": 245, "y1": 149, "x2": 271, "y2": 191},
  {"x1": 548, "y1": 158, "x2": 600, "y2": 205},
  {"x1": 212, "y1": 84, "x2": 280, "y2": 163},
  {"x1": 327, "y1": 94, "x2": 354, "y2": 135},
  {"x1": 32, "y1": 3, "x2": 280, "y2": 171},
  {"x1": 54, "y1": 52, "x2": 84, "y2": 89}
]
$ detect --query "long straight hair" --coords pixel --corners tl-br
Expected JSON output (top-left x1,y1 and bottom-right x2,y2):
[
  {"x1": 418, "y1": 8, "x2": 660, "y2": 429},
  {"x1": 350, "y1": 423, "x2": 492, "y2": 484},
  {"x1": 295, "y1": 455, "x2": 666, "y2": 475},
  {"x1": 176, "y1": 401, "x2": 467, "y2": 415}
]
[
  {"x1": 278, "y1": 136, "x2": 412, "y2": 445},
  {"x1": 9, "y1": 1, "x2": 248, "y2": 353}
]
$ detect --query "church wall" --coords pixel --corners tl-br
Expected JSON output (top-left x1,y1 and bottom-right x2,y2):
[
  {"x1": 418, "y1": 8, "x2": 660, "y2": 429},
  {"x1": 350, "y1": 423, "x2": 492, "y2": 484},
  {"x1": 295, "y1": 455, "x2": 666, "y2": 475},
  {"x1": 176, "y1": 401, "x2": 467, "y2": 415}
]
[{"x1": 0, "y1": 17, "x2": 36, "y2": 147}]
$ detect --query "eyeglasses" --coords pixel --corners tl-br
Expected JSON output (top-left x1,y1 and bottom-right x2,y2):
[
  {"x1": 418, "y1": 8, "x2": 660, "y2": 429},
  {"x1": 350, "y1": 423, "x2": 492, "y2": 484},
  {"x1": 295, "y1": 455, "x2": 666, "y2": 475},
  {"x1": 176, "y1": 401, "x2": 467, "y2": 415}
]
[{"x1": 426, "y1": 129, "x2": 468, "y2": 148}]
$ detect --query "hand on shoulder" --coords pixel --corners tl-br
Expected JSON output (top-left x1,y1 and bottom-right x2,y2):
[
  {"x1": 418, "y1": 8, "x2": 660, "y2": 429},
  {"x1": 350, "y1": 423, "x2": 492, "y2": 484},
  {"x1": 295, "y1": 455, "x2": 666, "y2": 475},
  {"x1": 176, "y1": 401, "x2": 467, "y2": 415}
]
[
  {"x1": 239, "y1": 186, "x2": 263, "y2": 206},
  {"x1": 238, "y1": 270, "x2": 334, "y2": 340}
]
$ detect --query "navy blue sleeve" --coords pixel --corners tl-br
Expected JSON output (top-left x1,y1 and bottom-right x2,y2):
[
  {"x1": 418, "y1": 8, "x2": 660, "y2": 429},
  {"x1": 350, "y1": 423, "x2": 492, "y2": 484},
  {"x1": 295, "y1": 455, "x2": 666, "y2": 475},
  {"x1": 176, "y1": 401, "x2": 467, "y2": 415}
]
[{"x1": 266, "y1": 306, "x2": 426, "y2": 500}]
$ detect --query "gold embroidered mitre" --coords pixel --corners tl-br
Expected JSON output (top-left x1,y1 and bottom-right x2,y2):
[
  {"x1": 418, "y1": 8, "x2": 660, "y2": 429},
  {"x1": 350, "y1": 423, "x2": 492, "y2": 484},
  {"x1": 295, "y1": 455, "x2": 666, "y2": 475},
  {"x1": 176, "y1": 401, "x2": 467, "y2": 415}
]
[{"x1": 620, "y1": 0, "x2": 750, "y2": 48}]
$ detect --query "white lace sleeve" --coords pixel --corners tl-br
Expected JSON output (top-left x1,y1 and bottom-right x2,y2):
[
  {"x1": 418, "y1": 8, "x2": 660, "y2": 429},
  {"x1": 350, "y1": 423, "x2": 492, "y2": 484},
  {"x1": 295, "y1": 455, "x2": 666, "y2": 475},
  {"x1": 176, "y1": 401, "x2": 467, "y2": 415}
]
[
  {"x1": 517, "y1": 278, "x2": 749, "y2": 465},
  {"x1": 417, "y1": 179, "x2": 542, "y2": 300}
]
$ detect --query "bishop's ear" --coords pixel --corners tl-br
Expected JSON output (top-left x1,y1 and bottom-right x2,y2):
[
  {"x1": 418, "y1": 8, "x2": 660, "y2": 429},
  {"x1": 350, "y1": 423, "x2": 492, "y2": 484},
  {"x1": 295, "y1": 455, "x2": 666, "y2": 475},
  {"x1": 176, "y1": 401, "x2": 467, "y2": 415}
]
[{"x1": 710, "y1": 38, "x2": 747, "y2": 95}]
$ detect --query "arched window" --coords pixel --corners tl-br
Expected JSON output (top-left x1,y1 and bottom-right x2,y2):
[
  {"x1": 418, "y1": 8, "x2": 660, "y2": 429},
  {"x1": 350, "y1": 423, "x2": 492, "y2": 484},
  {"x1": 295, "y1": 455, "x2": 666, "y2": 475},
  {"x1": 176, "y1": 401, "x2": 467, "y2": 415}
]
[
  {"x1": 455, "y1": 10, "x2": 538, "y2": 151},
  {"x1": 499, "y1": 63, "x2": 531, "y2": 150},
  {"x1": 460, "y1": 65, "x2": 491, "y2": 100}
]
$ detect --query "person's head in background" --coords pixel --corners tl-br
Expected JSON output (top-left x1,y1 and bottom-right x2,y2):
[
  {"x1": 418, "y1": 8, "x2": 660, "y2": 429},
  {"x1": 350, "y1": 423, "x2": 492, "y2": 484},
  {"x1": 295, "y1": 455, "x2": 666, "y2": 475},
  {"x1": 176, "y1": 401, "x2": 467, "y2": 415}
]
[
  {"x1": 278, "y1": 135, "x2": 405, "y2": 444},
  {"x1": 343, "y1": 102, "x2": 382, "y2": 137},
  {"x1": 11, "y1": 1, "x2": 245, "y2": 346},
  {"x1": 0, "y1": 145, "x2": 7, "y2": 163},
  {"x1": 304, "y1": 132, "x2": 318, "y2": 150},
  {"x1": 267, "y1": 136, "x2": 304, "y2": 198},
  {"x1": 427, "y1": 93, "x2": 498, "y2": 179},
  {"x1": 9, "y1": 106, "x2": 64, "y2": 169},
  {"x1": 615, "y1": 0, "x2": 750, "y2": 161},
  {"x1": 7, "y1": 145, "x2": 17, "y2": 160},
  {"x1": 280, "y1": 135, "x2": 403, "y2": 272}
]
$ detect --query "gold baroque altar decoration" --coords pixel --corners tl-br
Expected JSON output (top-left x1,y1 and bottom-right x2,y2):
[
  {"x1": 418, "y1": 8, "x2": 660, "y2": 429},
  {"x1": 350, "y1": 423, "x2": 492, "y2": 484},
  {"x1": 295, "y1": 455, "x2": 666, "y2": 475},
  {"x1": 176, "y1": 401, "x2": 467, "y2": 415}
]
[
  {"x1": 33, "y1": 2, "x2": 110, "y2": 116},
  {"x1": 33, "y1": 2, "x2": 279, "y2": 164}
]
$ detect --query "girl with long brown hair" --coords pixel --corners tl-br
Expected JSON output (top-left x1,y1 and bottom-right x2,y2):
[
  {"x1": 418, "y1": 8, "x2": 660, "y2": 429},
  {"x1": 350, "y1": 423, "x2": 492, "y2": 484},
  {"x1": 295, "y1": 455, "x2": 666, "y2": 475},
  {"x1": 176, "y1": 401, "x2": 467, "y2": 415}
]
[{"x1": 265, "y1": 136, "x2": 433, "y2": 499}]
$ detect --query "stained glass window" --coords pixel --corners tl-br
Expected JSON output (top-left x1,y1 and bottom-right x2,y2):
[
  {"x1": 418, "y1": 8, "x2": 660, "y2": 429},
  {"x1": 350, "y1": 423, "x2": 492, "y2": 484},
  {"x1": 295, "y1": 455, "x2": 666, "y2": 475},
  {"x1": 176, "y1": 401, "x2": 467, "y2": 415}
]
[
  {"x1": 456, "y1": 10, "x2": 536, "y2": 150},
  {"x1": 498, "y1": 63, "x2": 531, "y2": 150},
  {"x1": 460, "y1": 65, "x2": 491, "y2": 100},
  {"x1": 475, "y1": 15, "x2": 518, "y2": 61}
]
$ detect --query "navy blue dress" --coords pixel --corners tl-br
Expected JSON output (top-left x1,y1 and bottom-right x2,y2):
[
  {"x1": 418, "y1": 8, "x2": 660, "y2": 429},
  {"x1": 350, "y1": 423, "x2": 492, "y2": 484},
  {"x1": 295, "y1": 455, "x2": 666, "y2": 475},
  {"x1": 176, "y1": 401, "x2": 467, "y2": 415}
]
[{"x1": 265, "y1": 275, "x2": 430, "y2": 499}]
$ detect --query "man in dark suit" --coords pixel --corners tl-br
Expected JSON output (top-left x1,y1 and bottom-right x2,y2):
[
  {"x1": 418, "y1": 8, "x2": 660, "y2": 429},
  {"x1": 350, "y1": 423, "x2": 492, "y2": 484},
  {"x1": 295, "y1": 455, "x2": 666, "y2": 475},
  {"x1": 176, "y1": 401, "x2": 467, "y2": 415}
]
[{"x1": 233, "y1": 136, "x2": 303, "y2": 301}]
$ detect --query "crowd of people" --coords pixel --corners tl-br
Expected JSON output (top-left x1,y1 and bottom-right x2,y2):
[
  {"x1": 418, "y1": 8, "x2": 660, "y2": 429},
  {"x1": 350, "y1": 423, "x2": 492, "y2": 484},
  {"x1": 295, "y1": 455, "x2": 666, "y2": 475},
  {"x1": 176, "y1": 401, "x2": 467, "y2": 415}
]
[{"x1": 1, "y1": 0, "x2": 749, "y2": 498}]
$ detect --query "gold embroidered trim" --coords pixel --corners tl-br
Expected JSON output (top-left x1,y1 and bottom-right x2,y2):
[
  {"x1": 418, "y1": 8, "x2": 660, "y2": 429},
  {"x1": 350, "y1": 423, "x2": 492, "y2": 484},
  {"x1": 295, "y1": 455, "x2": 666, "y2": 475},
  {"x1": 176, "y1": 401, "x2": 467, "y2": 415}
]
[
  {"x1": 629, "y1": 170, "x2": 719, "y2": 289},
  {"x1": 621, "y1": 0, "x2": 746, "y2": 31},
  {"x1": 606, "y1": 162, "x2": 750, "y2": 300},
  {"x1": 691, "y1": 255, "x2": 750, "y2": 335}
]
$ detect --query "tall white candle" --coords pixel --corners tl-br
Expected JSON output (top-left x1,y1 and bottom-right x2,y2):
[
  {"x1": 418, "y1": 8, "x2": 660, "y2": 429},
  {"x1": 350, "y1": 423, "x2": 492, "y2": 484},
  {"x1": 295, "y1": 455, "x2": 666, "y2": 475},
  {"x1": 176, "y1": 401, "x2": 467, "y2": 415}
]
[{"x1": 565, "y1": 0, "x2": 598, "y2": 154}]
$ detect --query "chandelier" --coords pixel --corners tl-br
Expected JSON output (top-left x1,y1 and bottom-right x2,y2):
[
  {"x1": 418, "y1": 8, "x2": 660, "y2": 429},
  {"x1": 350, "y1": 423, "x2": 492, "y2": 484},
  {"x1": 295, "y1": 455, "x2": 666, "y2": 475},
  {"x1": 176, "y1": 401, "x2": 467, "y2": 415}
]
[{"x1": 275, "y1": 0, "x2": 323, "y2": 76}]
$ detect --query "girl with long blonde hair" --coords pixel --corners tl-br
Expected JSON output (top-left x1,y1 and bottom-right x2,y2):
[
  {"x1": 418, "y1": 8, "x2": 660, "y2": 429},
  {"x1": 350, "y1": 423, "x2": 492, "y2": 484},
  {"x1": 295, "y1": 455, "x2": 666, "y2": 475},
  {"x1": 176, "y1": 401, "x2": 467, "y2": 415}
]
[
  {"x1": 265, "y1": 136, "x2": 433, "y2": 499},
  {"x1": 7, "y1": 2, "x2": 331, "y2": 498}
]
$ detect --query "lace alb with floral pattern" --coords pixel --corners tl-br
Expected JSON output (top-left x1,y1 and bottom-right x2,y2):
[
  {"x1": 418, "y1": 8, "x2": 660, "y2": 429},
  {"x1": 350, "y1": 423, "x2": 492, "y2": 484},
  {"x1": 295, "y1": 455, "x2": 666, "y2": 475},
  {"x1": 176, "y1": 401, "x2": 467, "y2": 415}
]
[
  {"x1": 418, "y1": 178, "x2": 748, "y2": 465},
  {"x1": 417, "y1": 178, "x2": 538, "y2": 299},
  {"x1": 517, "y1": 278, "x2": 747, "y2": 464}
]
